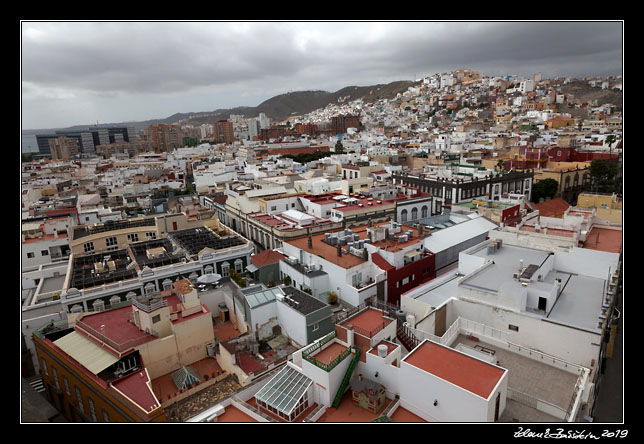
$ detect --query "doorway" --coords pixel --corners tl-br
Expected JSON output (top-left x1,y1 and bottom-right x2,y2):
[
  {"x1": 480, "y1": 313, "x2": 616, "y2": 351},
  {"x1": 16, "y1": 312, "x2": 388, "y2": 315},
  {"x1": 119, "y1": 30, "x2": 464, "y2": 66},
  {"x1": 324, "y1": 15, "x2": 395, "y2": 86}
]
[{"x1": 538, "y1": 297, "x2": 547, "y2": 311}]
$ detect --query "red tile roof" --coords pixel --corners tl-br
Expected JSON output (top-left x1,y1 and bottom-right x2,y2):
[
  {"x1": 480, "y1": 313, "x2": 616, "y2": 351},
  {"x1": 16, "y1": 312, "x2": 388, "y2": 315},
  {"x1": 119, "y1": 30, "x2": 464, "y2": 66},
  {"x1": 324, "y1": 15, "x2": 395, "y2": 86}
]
[
  {"x1": 403, "y1": 340, "x2": 505, "y2": 399},
  {"x1": 111, "y1": 369, "x2": 161, "y2": 414},
  {"x1": 251, "y1": 249, "x2": 287, "y2": 268},
  {"x1": 533, "y1": 198, "x2": 570, "y2": 217}
]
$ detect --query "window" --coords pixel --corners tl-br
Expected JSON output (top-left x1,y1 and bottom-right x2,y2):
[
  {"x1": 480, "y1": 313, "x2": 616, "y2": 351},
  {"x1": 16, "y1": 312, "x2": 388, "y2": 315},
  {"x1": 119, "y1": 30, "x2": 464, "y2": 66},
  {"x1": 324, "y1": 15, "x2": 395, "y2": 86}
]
[
  {"x1": 75, "y1": 386, "x2": 84, "y2": 414},
  {"x1": 221, "y1": 263, "x2": 230, "y2": 277},
  {"x1": 421, "y1": 205, "x2": 428, "y2": 218},
  {"x1": 63, "y1": 375, "x2": 70, "y2": 395},
  {"x1": 52, "y1": 366, "x2": 60, "y2": 391},
  {"x1": 152, "y1": 314, "x2": 161, "y2": 323},
  {"x1": 83, "y1": 242, "x2": 95, "y2": 253},
  {"x1": 127, "y1": 233, "x2": 139, "y2": 243},
  {"x1": 27, "y1": 252, "x2": 35, "y2": 259},
  {"x1": 312, "y1": 323, "x2": 319, "y2": 332},
  {"x1": 508, "y1": 324, "x2": 519, "y2": 332},
  {"x1": 146, "y1": 232, "x2": 156, "y2": 240},
  {"x1": 234, "y1": 259, "x2": 243, "y2": 273},
  {"x1": 401, "y1": 209, "x2": 408, "y2": 222},
  {"x1": 41, "y1": 359, "x2": 48, "y2": 376},
  {"x1": 88, "y1": 396, "x2": 97, "y2": 422},
  {"x1": 41, "y1": 250, "x2": 49, "y2": 256},
  {"x1": 105, "y1": 236, "x2": 117, "y2": 249},
  {"x1": 102, "y1": 409, "x2": 110, "y2": 423}
]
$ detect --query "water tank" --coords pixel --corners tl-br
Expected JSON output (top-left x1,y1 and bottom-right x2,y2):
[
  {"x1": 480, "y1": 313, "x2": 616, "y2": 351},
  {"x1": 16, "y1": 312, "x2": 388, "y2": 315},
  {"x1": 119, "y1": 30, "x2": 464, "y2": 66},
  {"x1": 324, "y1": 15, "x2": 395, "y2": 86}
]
[
  {"x1": 406, "y1": 313, "x2": 416, "y2": 327},
  {"x1": 378, "y1": 344, "x2": 388, "y2": 358},
  {"x1": 396, "y1": 309, "x2": 406, "y2": 323}
]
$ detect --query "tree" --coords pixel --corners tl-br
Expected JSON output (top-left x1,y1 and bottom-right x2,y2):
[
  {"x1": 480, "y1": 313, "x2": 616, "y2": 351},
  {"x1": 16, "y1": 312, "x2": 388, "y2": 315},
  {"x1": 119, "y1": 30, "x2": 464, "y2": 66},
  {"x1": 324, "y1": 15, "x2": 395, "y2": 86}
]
[
  {"x1": 588, "y1": 159, "x2": 618, "y2": 193},
  {"x1": 531, "y1": 178, "x2": 559, "y2": 203}
]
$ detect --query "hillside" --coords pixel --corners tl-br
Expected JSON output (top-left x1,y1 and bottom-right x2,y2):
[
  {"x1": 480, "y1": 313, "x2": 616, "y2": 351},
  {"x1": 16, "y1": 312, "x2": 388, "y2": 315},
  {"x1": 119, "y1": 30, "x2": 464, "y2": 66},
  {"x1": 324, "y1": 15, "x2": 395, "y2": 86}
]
[
  {"x1": 23, "y1": 80, "x2": 420, "y2": 135},
  {"x1": 559, "y1": 81, "x2": 623, "y2": 111}
]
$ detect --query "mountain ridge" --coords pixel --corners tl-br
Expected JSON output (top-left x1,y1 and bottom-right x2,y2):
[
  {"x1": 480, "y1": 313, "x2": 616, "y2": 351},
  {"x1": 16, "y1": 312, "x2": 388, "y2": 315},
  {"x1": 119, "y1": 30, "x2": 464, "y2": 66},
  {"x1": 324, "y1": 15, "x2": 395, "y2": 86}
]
[{"x1": 22, "y1": 80, "x2": 420, "y2": 135}]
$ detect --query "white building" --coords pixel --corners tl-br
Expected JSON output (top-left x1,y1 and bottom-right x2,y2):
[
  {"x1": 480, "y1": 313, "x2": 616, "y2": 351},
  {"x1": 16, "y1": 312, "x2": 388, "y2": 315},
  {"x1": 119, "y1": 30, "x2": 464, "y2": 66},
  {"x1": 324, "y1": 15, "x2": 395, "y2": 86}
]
[{"x1": 398, "y1": 233, "x2": 620, "y2": 421}]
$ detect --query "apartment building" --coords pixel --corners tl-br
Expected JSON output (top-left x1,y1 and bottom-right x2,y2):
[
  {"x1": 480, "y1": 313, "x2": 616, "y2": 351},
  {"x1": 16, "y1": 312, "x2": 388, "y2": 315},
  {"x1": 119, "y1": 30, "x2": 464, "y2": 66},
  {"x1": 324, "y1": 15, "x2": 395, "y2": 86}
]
[
  {"x1": 279, "y1": 220, "x2": 436, "y2": 308},
  {"x1": 213, "y1": 120, "x2": 235, "y2": 144},
  {"x1": 399, "y1": 232, "x2": 621, "y2": 421},
  {"x1": 22, "y1": 218, "x2": 71, "y2": 269},
  {"x1": 191, "y1": 305, "x2": 509, "y2": 423},
  {"x1": 392, "y1": 169, "x2": 533, "y2": 213},
  {"x1": 146, "y1": 124, "x2": 184, "y2": 153},
  {"x1": 32, "y1": 278, "x2": 217, "y2": 422},
  {"x1": 48, "y1": 136, "x2": 80, "y2": 160}
]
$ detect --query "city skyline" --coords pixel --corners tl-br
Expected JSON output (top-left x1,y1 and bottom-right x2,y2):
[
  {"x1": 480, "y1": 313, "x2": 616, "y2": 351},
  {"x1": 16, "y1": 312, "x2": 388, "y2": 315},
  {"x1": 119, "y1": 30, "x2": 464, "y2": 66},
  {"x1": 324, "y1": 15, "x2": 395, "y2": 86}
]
[{"x1": 21, "y1": 21, "x2": 623, "y2": 130}]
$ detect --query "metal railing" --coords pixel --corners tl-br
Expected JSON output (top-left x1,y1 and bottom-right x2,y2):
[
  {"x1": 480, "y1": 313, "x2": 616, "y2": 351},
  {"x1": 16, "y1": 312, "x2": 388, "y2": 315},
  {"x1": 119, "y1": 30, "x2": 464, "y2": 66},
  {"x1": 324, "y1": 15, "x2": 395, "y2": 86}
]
[{"x1": 301, "y1": 331, "x2": 352, "y2": 372}]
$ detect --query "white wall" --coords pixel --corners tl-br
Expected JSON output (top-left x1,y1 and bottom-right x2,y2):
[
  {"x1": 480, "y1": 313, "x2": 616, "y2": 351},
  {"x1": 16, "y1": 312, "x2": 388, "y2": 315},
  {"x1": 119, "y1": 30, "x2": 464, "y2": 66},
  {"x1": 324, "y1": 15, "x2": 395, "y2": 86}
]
[
  {"x1": 301, "y1": 340, "x2": 352, "y2": 407},
  {"x1": 450, "y1": 298, "x2": 601, "y2": 368},
  {"x1": 399, "y1": 353, "x2": 495, "y2": 421},
  {"x1": 276, "y1": 299, "x2": 307, "y2": 347},
  {"x1": 250, "y1": 301, "x2": 279, "y2": 341},
  {"x1": 554, "y1": 247, "x2": 619, "y2": 279}
]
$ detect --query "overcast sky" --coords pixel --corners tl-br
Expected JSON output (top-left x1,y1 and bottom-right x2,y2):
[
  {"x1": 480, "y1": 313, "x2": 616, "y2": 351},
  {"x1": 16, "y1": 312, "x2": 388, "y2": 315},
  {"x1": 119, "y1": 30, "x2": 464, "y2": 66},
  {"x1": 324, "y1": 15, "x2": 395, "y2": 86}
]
[{"x1": 21, "y1": 21, "x2": 623, "y2": 130}]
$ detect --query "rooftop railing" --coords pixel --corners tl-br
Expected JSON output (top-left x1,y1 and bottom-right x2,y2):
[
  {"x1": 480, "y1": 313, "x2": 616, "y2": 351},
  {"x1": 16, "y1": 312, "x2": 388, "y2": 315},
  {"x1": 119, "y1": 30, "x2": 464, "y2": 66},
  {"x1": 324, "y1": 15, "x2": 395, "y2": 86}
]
[{"x1": 301, "y1": 331, "x2": 352, "y2": 372}]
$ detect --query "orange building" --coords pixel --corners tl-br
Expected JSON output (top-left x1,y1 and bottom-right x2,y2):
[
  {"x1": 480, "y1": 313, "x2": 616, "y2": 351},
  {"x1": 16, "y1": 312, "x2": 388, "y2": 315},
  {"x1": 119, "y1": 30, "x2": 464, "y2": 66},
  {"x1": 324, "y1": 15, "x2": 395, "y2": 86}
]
[
  {"x1": 213, "y1": 120, "x2": 235, "y2": 144},
  {"x1": 32, "y1": 279, "x2": 218, "y2": 422}
]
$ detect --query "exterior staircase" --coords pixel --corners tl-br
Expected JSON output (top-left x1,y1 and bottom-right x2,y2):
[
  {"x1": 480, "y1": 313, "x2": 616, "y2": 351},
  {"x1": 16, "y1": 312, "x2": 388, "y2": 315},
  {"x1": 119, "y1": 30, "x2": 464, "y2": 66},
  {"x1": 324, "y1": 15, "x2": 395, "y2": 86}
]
[
  {"x1": 397, "y1": 323, "x2": 420, "y2": 352},
  {"x1": 331, "y1": 347, "x2": 361, "y2": 408}
]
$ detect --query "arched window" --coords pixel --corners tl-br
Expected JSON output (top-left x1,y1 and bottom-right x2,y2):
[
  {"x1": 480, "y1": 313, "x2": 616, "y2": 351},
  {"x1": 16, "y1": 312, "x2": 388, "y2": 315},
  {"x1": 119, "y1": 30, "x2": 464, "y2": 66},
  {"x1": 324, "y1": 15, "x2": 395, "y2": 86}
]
[
  {"x1": 411, "y1": 208, "x2": 418, "y2": 220},
  {"x1": 421, "y1": 205, "x2": 428, "y2": 218},
  {"x1": 401, "y1": 209, "x2": 408, "y2": 222}
]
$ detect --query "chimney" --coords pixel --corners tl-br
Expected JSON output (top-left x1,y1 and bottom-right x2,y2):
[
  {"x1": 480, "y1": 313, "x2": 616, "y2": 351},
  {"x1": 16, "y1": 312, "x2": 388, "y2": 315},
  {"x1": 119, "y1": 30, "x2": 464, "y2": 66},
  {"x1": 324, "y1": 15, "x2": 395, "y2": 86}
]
[
  {"x1": 337, "y1": 243, "x2": 342, "y2": 257},
  {"x1": 100, "y1": 325, "x2": 105, "y2": 336},
  {"x1": 308, "y1": 235, "x2": 313, "y2": 249}
]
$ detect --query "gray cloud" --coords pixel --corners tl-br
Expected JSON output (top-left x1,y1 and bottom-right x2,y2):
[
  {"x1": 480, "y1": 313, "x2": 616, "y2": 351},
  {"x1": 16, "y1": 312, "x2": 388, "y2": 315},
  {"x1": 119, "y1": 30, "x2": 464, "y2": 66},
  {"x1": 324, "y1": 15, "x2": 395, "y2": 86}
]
[{"x1": 21, "y1": 21, "x2": 622, "y2": 129}]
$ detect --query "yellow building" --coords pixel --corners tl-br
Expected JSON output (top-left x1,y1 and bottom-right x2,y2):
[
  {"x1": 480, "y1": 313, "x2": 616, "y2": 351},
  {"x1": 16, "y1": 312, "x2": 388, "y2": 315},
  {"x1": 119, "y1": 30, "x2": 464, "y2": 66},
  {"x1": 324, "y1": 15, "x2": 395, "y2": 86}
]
[
  {"x1": 576, "y1": 193, "x2": 623, "y2": 224},
  {"x1": 33, "y1": 278, "x2": 216, "y2": 422}
]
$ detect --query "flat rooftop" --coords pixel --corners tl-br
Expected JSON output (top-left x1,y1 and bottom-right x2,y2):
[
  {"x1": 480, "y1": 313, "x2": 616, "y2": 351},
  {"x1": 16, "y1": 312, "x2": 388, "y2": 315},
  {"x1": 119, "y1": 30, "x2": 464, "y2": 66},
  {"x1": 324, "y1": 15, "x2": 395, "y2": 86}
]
[
  {"x1": 340, "y1": 307, "x2": 394, "y2": 338},
  {"x1": 461, "y1": 242, "x2": 607, "y2": 334},
  {"x1": 403, "y1": 340, "x2": 506, "y2": 399},
  {"x1": 403, "y1": 271, "x2": 460, "y2": 309},
  {"x1": 582, "y1": 226, "x2": 623, "y2": 253},
  {"x1": 287, "y1": 221, "x2": 423, "y2": 269}
]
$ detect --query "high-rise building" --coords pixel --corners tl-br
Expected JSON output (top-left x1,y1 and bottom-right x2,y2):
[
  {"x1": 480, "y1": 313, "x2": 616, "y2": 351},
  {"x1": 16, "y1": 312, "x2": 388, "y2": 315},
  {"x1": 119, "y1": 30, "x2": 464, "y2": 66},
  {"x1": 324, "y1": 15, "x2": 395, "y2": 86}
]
[
  {"x1": 146, "y1": 123, "x2": 184, "y2": 152},
  {"x1": 212, "y1": 120, "x2": 234, "y2": 144},
  {"x1": 47, "y1": 136, "x2": 80, "y2": 160},
  {"x1": 36, "y1": 126, "x2": 135, "y2": 158},
  {"x1": 258, "y1": 112, "x2": 271, "y2": 130},
  {"x1": 332, "y1": 114, "x2": 361, "y2": 135}
]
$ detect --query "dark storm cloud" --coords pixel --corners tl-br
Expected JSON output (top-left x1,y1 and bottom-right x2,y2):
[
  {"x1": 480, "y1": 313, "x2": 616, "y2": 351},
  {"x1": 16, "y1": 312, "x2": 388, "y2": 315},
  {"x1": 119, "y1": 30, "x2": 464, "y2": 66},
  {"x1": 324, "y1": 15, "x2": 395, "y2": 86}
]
[
  {"x1": 22, "y1": 22, "x2": 317, "y2": 95},
  {"x1": 21, "y1": 21, "x2": 622, "y2": 129}
]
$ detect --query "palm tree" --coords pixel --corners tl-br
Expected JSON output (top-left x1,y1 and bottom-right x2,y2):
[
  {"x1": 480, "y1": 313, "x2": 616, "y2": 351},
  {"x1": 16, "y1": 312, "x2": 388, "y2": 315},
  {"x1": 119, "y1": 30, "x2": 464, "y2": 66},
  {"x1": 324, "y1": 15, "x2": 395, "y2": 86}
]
[{"x1": 496, "y1": 159, "x2": 505, "y2": 172}]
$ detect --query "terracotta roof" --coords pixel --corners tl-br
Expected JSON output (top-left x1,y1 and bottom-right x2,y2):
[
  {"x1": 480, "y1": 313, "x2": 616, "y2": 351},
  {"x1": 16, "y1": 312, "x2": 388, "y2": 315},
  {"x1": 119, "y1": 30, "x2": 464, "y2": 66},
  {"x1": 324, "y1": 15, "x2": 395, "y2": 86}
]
[
  {"x1": 533, "y1": 198, "x2": 570, "y2": 217},
  {"x1": 172, "y1": 278, "x2": 194, "y2": 295},
  {"x1": 403, "y1": 340, "x2": 505, "y2": 399},
  {"x1": 251, "y1": 249, "x2": 287, "y2": 268}
]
